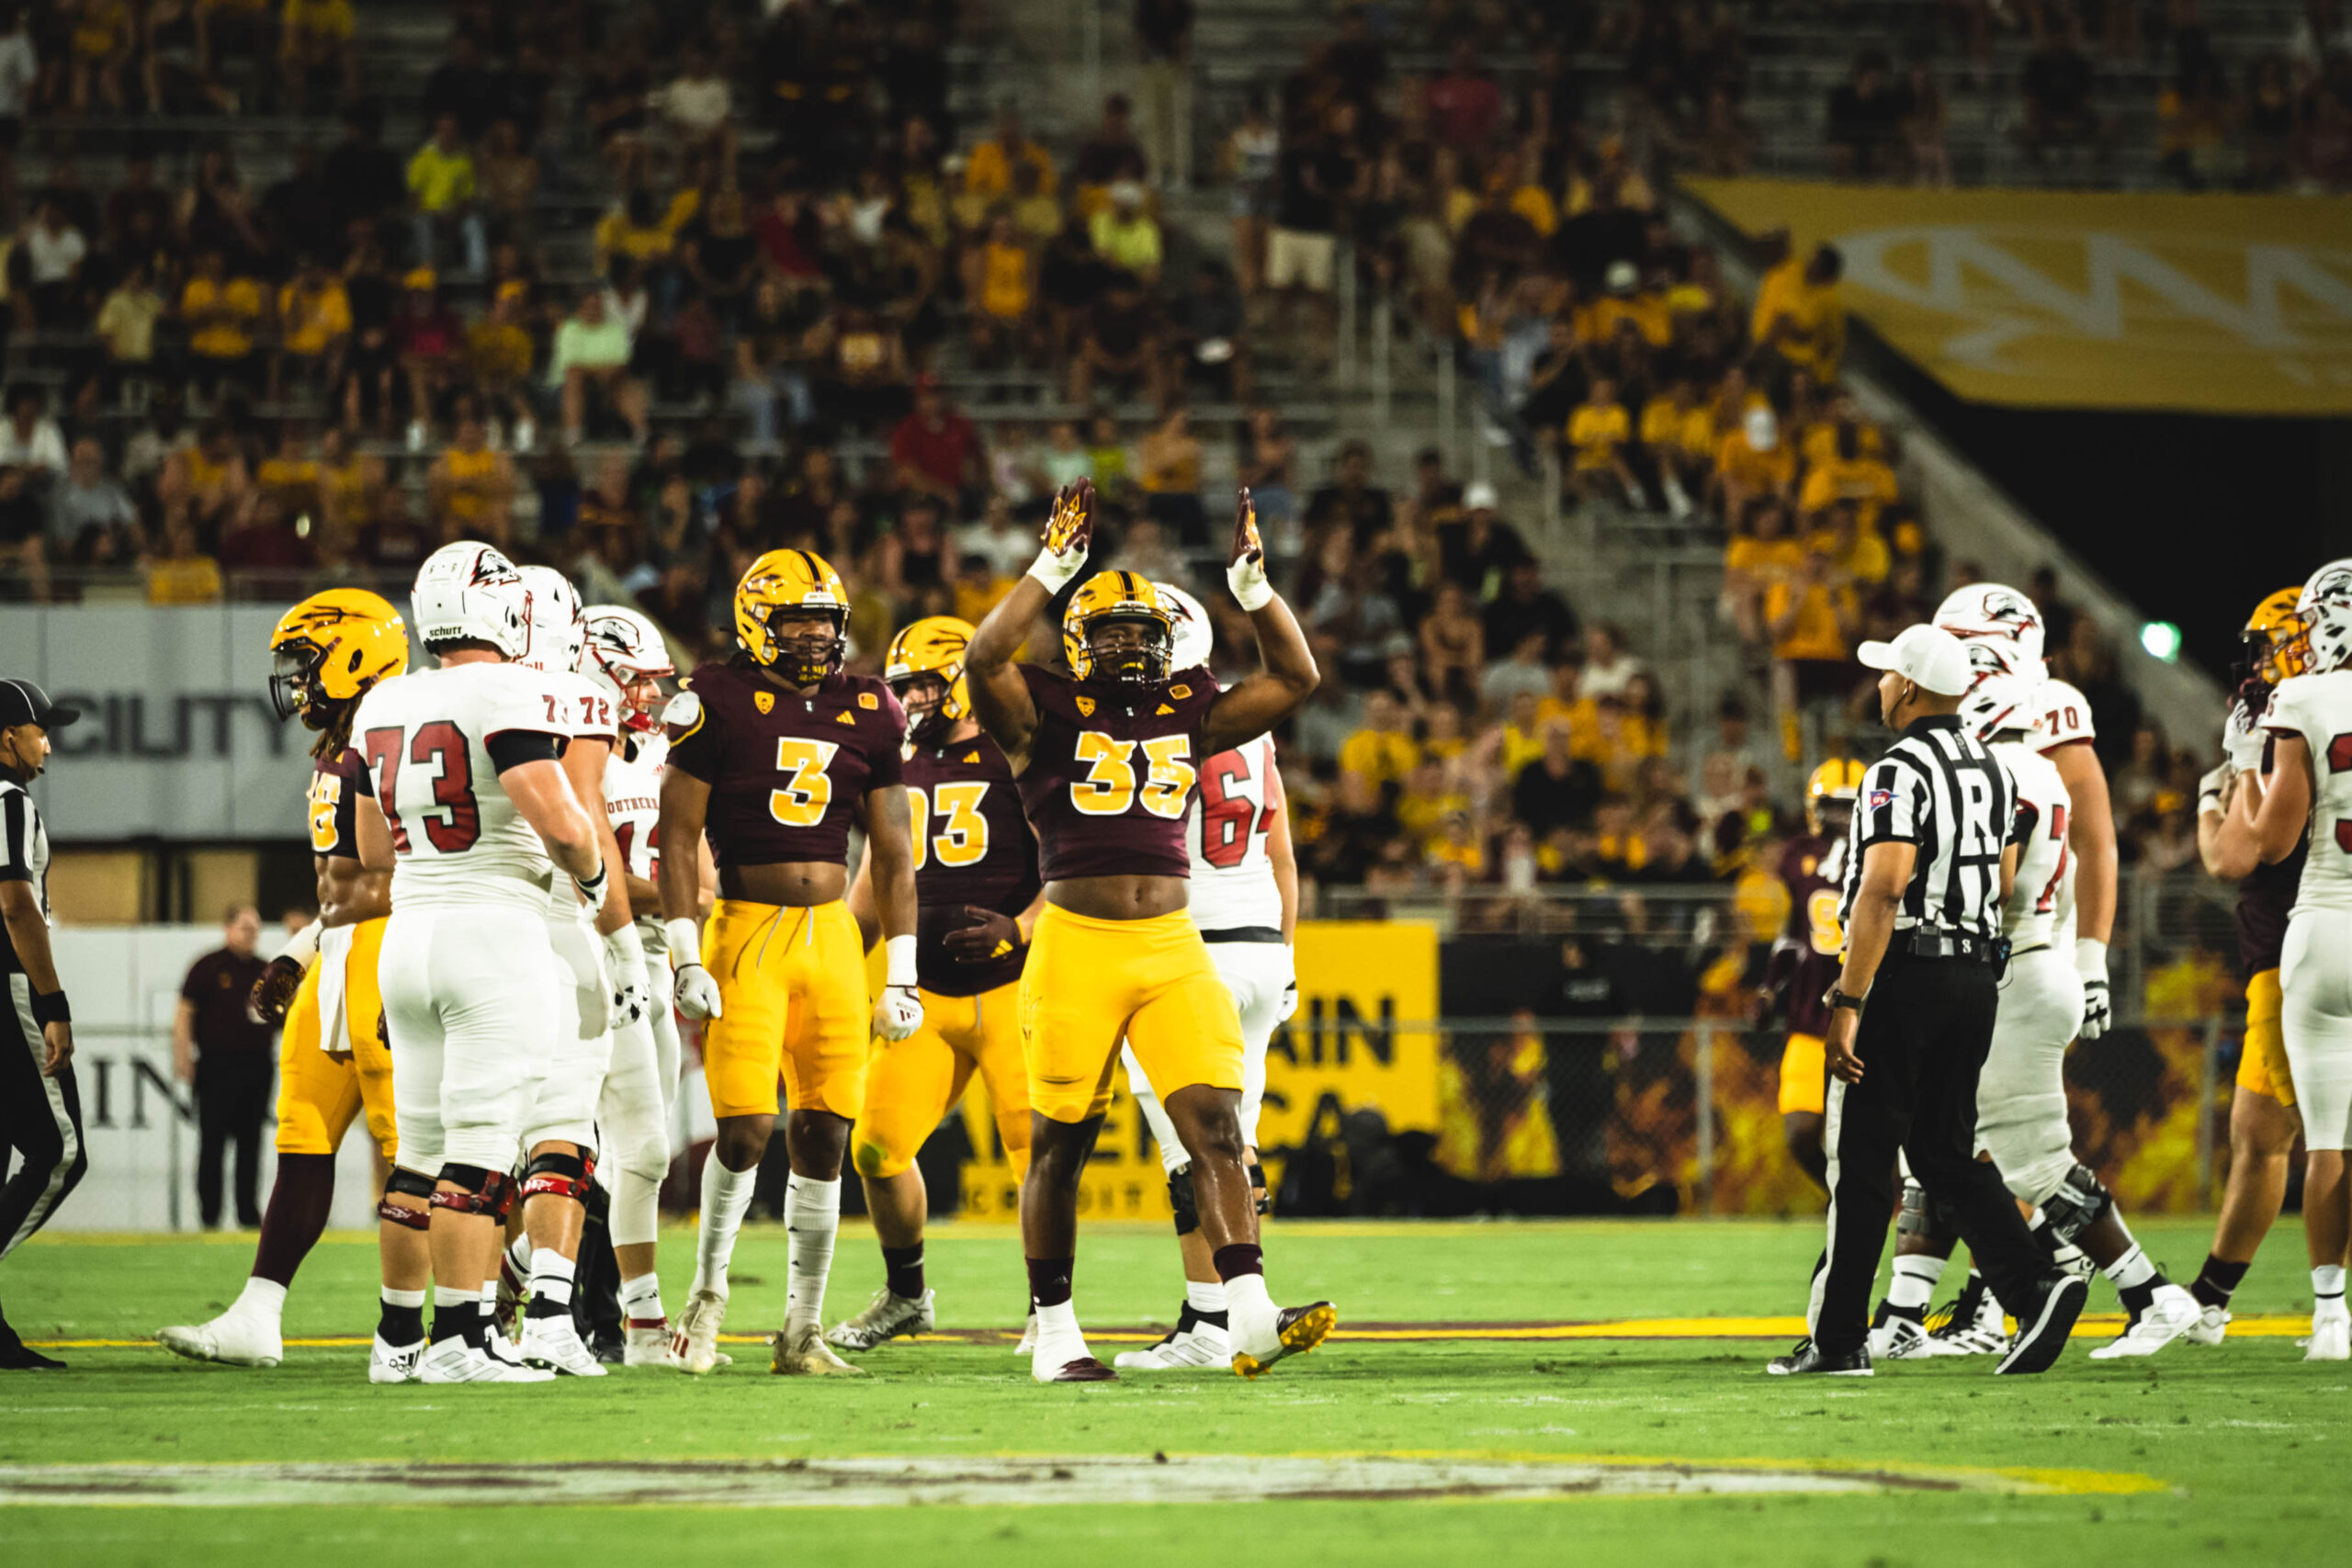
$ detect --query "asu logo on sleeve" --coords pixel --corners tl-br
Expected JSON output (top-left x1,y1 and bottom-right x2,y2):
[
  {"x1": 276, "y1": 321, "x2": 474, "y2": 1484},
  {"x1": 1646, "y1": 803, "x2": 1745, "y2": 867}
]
[
  {"x1": 666, "y1": 660, "x2": 908, "y2": 867},
  {"x1": 306, "y1": 746, "x2": 370, "y2": 859},
  {"x1": 1012, "y1": 661, "x2": 1221, "y2": 881}
]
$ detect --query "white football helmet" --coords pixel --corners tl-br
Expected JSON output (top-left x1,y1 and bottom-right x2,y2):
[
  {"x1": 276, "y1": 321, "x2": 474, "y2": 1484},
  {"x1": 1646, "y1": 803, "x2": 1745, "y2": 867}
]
[
  {"x1": 579, "y1": 604, "x2": 676, "y2": 733},
  {"x1": 1935, "y1": 582, "x2": 2047, "y2": 674},
  {"x1": 411, "y1": 541, "x2": 528, "y2": 659},
  {"x1": 1155, "y1": 581, "x2": 1214, "y2": 671},
  {"x1": 1959, "y1": 669, "x2": 2042, "y2": 744},
  {"x1": 2298, "y1": 557, "x2": 2352, "y2": 674},
  {"x1": 515, "y1": 565, "x2": 584, "y2": 674}
]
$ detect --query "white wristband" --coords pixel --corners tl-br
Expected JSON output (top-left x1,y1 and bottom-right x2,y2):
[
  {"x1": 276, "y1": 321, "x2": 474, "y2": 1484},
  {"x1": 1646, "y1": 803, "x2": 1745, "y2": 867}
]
[
  {"x1": 885, "y1": 933, "x2": 919, "y2": 988},
  {"x1": 666, "y1": 917, "x2": 703, "y2": 965},
  {"x1": 1230, "y1": 575, "x2": 1274, "y2": 612},
  {"x1": 2075, "y1": 937, "x2": 2108, "y2": 980},
  {"x1": 1026, "y1": 544, "x2": 1089, "y2": 592},
  {"x1": 604, "y1": 919, "x2": 647, "y2": 970},
  {"x1": 280, "y1": 919, "x2": 322, "y2": 969}
]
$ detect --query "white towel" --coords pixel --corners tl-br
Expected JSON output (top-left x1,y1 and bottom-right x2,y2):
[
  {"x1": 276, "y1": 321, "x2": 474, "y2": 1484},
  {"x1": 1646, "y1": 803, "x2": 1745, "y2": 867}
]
[{"x1": 316, "y1": 924, "x2": 356, "y2": 1054}]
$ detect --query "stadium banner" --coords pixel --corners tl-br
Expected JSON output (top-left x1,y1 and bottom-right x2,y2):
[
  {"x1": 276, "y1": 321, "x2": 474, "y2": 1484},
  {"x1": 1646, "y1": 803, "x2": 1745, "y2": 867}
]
[
  {"x1": 1683, "y1": 178, "x2": 2352, "y2": 414},
  {"x1": 0, "y1": 604, "x2": 319, "y2": 840}
]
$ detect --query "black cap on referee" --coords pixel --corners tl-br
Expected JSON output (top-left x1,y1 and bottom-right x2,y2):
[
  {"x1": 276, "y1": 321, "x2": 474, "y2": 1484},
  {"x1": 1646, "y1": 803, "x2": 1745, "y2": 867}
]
[{"x1": 0, "y1": 679, "x2": 80, "y2": 731}]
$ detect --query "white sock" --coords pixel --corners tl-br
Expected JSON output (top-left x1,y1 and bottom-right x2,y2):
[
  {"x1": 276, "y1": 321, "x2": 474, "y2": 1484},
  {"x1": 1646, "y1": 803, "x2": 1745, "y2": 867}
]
[
  {"x1": 1888, "y1": 1255, "x2": 1946, "y2": 1313},
  {"x1": 2103, "y1": 1243, "x2": 2155, "y2": 1292},
  {"x1": 232, "y1": 1276, "x2": 288, "y2": 1324},
  {"x1": 529, "y1": 1247, "x2": 575, "y2": 1307},
  {"x1": 381, "y1": 1287, "x2": 425, "y2": 1310},
  {"x1": 1185, "y1": 1280, "x2": 1228, "y2": 1317},
  {"x1": 504, "y1": 1234, "x2": 530, "y2": 1279},
  {"x1": 2315, "y1": 1264, "x2": 2346, "y2": 1306},
  {"x1": 1035, "y1": 1299, "x2": 1081, "y2": 1340},
  {"x1": 784, "y1": 1173, "x2": 841, "y2": 1335},
  {"x1": 691, "y1": 1151, "x2": 759, "y2": 1298},
  {"x1": 1224, "y1": 1270, "x2": 1273, "y2": 1333},
  {"x1": 621, "y1": 1272, "x2": 664, "y2": 1324}
]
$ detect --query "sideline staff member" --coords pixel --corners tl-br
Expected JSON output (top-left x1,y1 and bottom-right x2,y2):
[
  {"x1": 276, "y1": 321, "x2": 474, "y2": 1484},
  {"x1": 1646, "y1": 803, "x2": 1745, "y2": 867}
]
[
  {"x1": 0, "y1": 679, "x2": 85, "y2": 1371},
  {"x1": 175, "y1": 905, "x2": 273, "y2": 1230},
  {"x1": 1770, "y1": 625, "x2": 2086, "y2": 1378}
]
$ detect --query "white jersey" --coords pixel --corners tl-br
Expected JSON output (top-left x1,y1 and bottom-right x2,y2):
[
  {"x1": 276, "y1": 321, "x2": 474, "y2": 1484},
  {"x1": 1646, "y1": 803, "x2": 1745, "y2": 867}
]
[
  {"x1": 1993, "y1": 739, "x2": 2075, "y2": 952},
  {"x1": 2265, "y1": 668, "x2": 2352, "y2": 915},
  {"x1": 605, "y1": 731, "x2": 667, "y2": 944},
  {"x1": 535, "y1": 670, "x2": 616, "y2": 919},
  {"x1": 349, "y1": 660, "x2": 576, "y2": 915},
  {"x1": 1188, "y1": 733, "x2": 1284, "y2": 933},
  {"x1": 2033, "y1": 677, "x2": 2097, "y2": 753}
]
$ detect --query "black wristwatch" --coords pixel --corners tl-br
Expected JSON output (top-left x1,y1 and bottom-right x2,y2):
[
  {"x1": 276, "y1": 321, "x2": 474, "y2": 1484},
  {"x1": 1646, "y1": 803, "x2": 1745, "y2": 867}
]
[{"x1": 1825, "y1": 985, "x2": 1866, "y2": 1015}]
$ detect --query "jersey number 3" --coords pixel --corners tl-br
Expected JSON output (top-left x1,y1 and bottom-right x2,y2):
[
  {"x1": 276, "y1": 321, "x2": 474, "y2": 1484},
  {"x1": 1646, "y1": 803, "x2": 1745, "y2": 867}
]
[
  {"x1": 908, "y1": 782, "x2": 989, "y2": 871},
  {"x1": 769, "y1": 739, "x2": 840, "y2": 828},
  {"x1": 1071, "y1": 731, "x2": 1193, "y2": 819}
]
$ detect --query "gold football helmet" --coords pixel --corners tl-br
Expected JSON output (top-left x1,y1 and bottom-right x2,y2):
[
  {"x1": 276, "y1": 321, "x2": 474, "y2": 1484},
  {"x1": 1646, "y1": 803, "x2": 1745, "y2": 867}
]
[
  {"x1": 735, "y1": 548, "x2": 849, "y2": 685},
  {"x1": 884, "y1": 615, "x2": 975, "y2": 746},
  {"x1": 268, "y1": 588, "x2": 409, "y2": 753},
  {"x1": 2241, "y1": 588, "x2": 2311, "y2": 689},
  {"x1": 1063, "y1": 570, "x2": 1177, "y2": 684},
  {"x1": 1804, "y1": 756, "x2": 1868, "y2": 838}
]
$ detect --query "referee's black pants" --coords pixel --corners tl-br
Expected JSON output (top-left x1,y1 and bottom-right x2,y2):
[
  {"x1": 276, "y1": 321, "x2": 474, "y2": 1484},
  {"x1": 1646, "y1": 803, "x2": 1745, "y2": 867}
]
[
  {"x1": 195, "y1": 1053, "x2": 272, "y2": 1229},
  {"x1": 1804, "y1": 949, "x2": 2049, "y2": 1359},
  {"x1": 1, "y1": 973, "x2": 88, "y2": 1267}
]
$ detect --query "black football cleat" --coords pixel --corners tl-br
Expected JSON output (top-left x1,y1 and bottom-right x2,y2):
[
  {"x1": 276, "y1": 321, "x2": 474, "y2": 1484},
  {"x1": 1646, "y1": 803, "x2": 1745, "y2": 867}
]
[
  {"x1": 1766, "y1": 1337, "x2": 1872, "y2": 1376},
  {"x1": 1996, "y1": 1273, "x2": 2086, "y2": 1376}
]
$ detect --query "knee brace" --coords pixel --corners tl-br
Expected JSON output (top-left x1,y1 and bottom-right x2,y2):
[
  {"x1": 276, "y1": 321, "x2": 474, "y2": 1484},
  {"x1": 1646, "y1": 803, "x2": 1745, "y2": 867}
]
[
  {"x1": 377, "y1": 1167, "x2": 435, "y2": 1230},
  {"x1": 1894, "y1": 1178, "x2": 1958, "y2": 1246},
  {"x1": 429, "y1": 1164, "x2": 515, "y2": 1218},
  {"x1": 1248, "y1": 1160, "x2": 1269, "y2": 1217},
  {"x1": 1168, "y1": 1166, "x2": 1200, "y2": 1238},
  {"x1": 519, "y1": 1148, "x2": 594, "y2": 1203},
  {"x1": 2038, "y1": 1162, "x2": 2115, "y2": 1246}
]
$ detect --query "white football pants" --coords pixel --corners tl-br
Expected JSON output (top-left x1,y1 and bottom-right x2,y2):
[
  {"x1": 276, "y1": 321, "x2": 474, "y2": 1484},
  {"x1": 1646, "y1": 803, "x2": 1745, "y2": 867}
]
[
  {"x1": 1125, "y1": 940, "x2": 1294, "y2": 1176},
  {"x1": 519, "y1": 915, "x2": 616, "y2": 1153},
  {"x1": 597, "y1": 938, "x2": 680, "y2": 1248},
  {"x1": 1972, "y1": 945, "x2": 2086, "y2": 1204},
  {"x1": 2283, "y1": 909, "x2": 2352, "y2": 1152},
  {"x1": 381, "y1": 905, "x2": 559, "y2": 1173}
]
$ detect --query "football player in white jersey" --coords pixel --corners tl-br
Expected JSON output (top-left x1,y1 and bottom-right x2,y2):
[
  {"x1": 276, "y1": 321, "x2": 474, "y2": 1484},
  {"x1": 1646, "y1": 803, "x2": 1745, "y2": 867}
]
[
  {"x1": 1114, "y1": 583, "x2": 1300, "y2": 1372},
  {"x1": 2231, "y1": 557, "x2": 2352, "y2": 1360},
  {"x1": 488, "y1": 566, "x2": 643, "y2": 1377},
  {"x1": 1869, "y1": 669, "x2": 2199, "y2": 1362},
  {"x1": 352, "y1": 542, "x2": 609, "y2": 1384},
  {"x1": 578, "y1": 604, "x2": 695, "y2": 1365}
]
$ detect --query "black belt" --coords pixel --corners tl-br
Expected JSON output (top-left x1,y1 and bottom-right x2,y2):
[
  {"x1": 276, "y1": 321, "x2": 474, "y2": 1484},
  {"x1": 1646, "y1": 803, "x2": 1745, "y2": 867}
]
[
  {"x1": 1201, "y1": 926, "x2": 1284, "y2": 944},
  {"x1": 1901, "y1": 929, "x2": 2007, "y2": 964}
]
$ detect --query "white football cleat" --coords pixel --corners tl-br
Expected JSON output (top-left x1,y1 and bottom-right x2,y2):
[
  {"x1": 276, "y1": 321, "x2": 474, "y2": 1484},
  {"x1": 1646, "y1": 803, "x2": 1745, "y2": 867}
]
[
  {"x1": 2089, "y1": 1283, "x2": 2199, "y2": 1359},
  {"x1": 1923, "y1": 1280, "x2": 2008, "y2": 1357},
  {"x1": 826, "y1": 1288, "x2": 935, "y2": 1352},
  {"x1": 156, "y1": 1311, "x2": 282, "y2": 1370},
  {"x1": 624, "y1": 1321, "x2": 681, "y2": 1367},
  {"x1": 673, "y1": 1289, "x2": 731, "y2": 1375},
  {"x1": 1866, "y1": 1310, "x2": 1931, "y2": 1361},
  {"x1": 416, "y1": 1337, "x2": 555, "y2": 1383},
  {"x1": 2186, "y1": 1303, "x2": 2230, "y2": 1346},
  {"x1": 1114, "y1": 1322, "x2": 1232, "y2": 1371},
  {"x1": 2306, "y1": 1305, "x2": 2351, "y2": 1362},
  {"x1": 518, "y1": 1314, "x2": 609, "y2": 1376},
  {"x1": 1031, "y1": 1323, "x2": 1115, "y2": 1383},
  {"x1": 367, "y1": 1333, "x2": 424, "y2": 1384},
  {"x1": 1013, "y1": 1311, "x2": 1037, "y2": 1356},
  {"x1": 770, "y1": 1323, "x2": 867, "y2": 1376}
]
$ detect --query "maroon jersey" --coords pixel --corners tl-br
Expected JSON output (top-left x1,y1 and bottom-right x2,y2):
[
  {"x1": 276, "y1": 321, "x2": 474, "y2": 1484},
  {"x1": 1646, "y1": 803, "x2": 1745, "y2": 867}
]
[
  {"x1": 1014, "y1": 662, "x2": 1222, "y2": 882},
  {"x1": 1773, "y1": 832, "x2": 1849, "y2": 1039},
  {"x1": 306, "y1": 745, "x2": 369, "y2": 860},
  {"x1": 905, "y1": 734, "x2": 1041, "y2": 997},
  {"x1": 667, "y1": 660, "x2": 906, "y2": 869},
  {"x1": 2240, "y1": 833, "x2": 2306, "y2": 978}
]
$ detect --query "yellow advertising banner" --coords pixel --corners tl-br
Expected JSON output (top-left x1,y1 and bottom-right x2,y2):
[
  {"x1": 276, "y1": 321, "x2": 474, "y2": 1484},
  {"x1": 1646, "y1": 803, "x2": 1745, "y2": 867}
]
[
  {"x1": 1683, "y1": 178, "x2": 2352, "y2": 414},
  {"x1": 949, "y1": 919, "x2": 1441, "y2": 1221}
]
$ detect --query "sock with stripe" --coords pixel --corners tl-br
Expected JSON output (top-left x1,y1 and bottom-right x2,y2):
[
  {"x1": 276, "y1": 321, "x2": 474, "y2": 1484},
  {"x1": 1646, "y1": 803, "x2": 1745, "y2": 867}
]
[
  {"x1": 1886, "y1": 1255, "x2": 1945, "y2": 1316},
  {"x1": 882, "y1": 1243, "x2": 925, "y2": 1302},
  {"x1": 2315, "y1": 1263, "x2": 2346, "y2": 1314},
  {"x1": 620, "y1": 1272, "x2": 664, "y2": 1327},
  {"x1": 526, "y1": 1247, "x2": 575, "y2": 1321},
  {"x1": 2190, "y1": 1254, "x2": 2249, "y2": 1309},
  {"x1": 2103, "y1": 1242, "x2": 2158, "y2": 1318},
  {"x1": 1184, "y1": 1279, "x2": 1228, "y2": 1330},
  {"x1": 430, "y1": 1285, "x2": 476, "y2": 1346},
  {"x1": 378, "y1": 1286, "x2": 425, "y2": 1346}
]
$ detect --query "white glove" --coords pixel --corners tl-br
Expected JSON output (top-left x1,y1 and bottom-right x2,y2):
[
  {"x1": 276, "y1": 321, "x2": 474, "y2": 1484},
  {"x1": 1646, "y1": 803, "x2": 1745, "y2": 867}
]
[
  {"x1": 667, "y1": 916, "x2": 721, "y2": 1020},
  {"x1": 2075, "y1": 937, "x2": 2111, "y2": 1040},
  {"x1": 602, "y1": 922, "x2": 650, "y2": 1030},
  {"x1": 872, "y1": 934, "x2": 923, "y2": 1042},
  {"x1": 2223, "y1": 698, "x2": 2266, "y2": 773},
  {"x1": 1227, "y1": 487, "x2": 1273, "y2": 611},
  {"x1": 1026, "y1": 479, "x2": 1094, "y2": 592}
]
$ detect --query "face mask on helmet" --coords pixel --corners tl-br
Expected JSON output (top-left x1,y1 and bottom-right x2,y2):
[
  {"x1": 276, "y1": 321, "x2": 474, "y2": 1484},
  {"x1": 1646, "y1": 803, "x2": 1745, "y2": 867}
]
[
  {"x1": 1085, "y1": 615, "x2": 1173, "y2": 684},
  {"x1": 890, "y1": 671, "x2": 956, "y2": 746},
  {"x1": 757, "y1": 607, "x2": 847, "y2": 686},
  {"x1": 268, "y1": 642, "x2": 331, "y2": 727}
]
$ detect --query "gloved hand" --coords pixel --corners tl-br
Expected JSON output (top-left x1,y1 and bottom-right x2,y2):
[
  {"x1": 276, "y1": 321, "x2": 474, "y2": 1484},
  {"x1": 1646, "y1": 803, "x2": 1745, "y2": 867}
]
[
  {"x1": 873, "y1": 933, "x2": 923, "y2": 1042},
  {"x1": 2223, "y1": 698, "x2": 2267, "y2": 773},
  {"x1": 1027, "y1": 479, "x2": 1095, "y2": 592},
  {"x1": 674, "y1": 962, "x2": 723, "y2": 1021},
  {"x1": 2075, "y1": 937, "x2": 2111, "y2": 1040},
  {"x1": 249, "y1": 955, "x2": 306, "y2": 1025},
  {"x1": 1227, "y1": 487, "x2": 1272, "y2": 611},
  {"x1": 603, "y1": 923, "x2": 650, "y2": 1030}
]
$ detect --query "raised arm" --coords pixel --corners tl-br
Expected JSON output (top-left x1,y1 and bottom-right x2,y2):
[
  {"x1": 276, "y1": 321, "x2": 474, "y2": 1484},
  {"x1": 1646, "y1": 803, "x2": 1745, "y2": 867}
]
[
  {"x1": 967, "y1": 479, "x2": 1095, "y2": 768},
  {"x1": 1200, "y1": 489, "x2": 1320, "y2": 755}
]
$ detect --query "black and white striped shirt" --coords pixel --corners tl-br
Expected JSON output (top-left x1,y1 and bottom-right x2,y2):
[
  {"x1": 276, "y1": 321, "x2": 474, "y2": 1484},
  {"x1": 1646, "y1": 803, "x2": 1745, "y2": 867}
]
[
  {"x1": 1838, "y1": 715, "x2": 2018, "y2": 942},
  {"x1": 0, "y1": 775, "x2": 51, "y2": 975}
]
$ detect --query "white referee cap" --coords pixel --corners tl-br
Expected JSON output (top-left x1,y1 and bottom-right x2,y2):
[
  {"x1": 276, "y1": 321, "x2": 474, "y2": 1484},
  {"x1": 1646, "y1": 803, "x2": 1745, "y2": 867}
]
[{"x1": 1858, "y1": 623, "x2": 1972, "y2": 697}]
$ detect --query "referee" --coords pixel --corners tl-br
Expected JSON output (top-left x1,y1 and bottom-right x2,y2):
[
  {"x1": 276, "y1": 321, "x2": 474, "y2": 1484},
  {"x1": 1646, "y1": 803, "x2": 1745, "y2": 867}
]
[
  {"x1": 1770, "y1": 625, "x2": 2086, "y2": 1378},
  {"x1": 0, "y1": 678, "x2": 85, "y2": 1371}
]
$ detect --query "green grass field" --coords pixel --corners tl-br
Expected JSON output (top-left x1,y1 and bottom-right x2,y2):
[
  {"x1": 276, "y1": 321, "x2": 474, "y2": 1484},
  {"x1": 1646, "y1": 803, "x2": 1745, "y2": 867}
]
[{"x1": 1, "y1": 1218, "x2": 2341, "y2": 1565}]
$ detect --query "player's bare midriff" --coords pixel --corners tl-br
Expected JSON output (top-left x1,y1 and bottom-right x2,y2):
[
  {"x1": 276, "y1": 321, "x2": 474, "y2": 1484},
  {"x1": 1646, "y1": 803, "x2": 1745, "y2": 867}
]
[
  {"x1": 718, "y1": 860, "x2": 846, "y2": 907},
  {"x1": 315, "y1": 852, "x2": 390, "y2": 930},
  {"x1": 1046, "y1": 872, "x2": 1188, "y2": 921}
]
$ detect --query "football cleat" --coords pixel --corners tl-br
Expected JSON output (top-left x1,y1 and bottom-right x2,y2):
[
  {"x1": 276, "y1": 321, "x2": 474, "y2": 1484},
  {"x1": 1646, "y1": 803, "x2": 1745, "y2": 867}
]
[
  {"x1": 156, "y1": 1311, "x2": 282, "y2": 1370},
  {"x1": 1865, "y1": 1304, "x2": 1930, "y2": 1361},
  {"x1": 368, "y1": 1333, "x2": 424, "y2": 1384},
  {"x1": 1231, "y1": 1302, "x2": 1336, "y2": 1380},
  {"x1": 673, "y1": 1289, "x2": 732, "y2": 1375},
  {"x1": 1767, "y1": 1337, "x2": 1872, "y2": 1376},
  {"x1": 1114, "y1": 1322, "x2": 1232, "y2": 1371},
  {"x1": 826, "y1": 1288, "x2": 936, "y2": 1352},
  {"x1": 771, "y1": 1323, "x2": 867, "y2": 1376},
  {"x1": 2187, "y1": 1303, "x2": 2230, "y2": 1346},
  {"x1": 416, "y1": 1337, "x2": 555, "y2": 1384},
  {"x1": 1923, "y1": 1276, "x2": 2009, "y2": 1356},
  {"x1": 1996, "y1": 1274, "x2": 2087, "y2": 1376},
  {"x1": 518, "y1": 1314, "x2": 609, "y2": 1376},
  {"x1": 2306, "y1": 1304, "x2": 2351, "y2": 1362},
  {"x1": 624, "y1": 1321, "x2": 681, "y2": 1368},
  {"x1": 1013, "y1": 1311, "x2": 1037, "y2": 1356},
  {"x1": 1033, "y1": 1352, "x2": 1117, "y2": 1383},
  {"x1": 2088, "y1": 1283, "x2": 2199, "y2": 1359}
]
